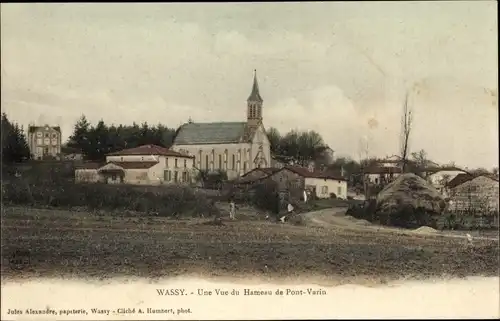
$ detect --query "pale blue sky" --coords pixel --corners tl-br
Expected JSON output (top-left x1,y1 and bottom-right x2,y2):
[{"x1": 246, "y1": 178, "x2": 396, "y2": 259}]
[{"x1": 1, "y1": 2, "x2": 498, "y2": 169}]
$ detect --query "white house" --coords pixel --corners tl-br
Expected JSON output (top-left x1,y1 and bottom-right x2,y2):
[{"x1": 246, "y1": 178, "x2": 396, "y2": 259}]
[
  {"x1": 286, "y1": 165, "x2": 348, "y2": 199},
  {"x1": 171, "y1": 71, "x2": 271, "y2": 180},
  {"x1": 427, "y1": 168, "x2": 467, "y2": 196},
  {"x1": 75, "y1": 144, "x2": 195, "y2": 185}
]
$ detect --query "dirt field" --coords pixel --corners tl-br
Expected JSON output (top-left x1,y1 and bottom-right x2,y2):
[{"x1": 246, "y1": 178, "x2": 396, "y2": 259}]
[{"x1": 1, "y1": 206, "x2": 498, "y2": 284}]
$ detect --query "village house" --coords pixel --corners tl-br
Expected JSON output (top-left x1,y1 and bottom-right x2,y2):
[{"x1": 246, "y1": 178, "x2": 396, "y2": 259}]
[
  {"x1": 26, "y1": 124, "x2": 62, "y2": 160},
  {"x1": 171, "y1": 71, "x2": 271, "y2": 180},
  {"x1": 446, "y1": 173, "x2": 499, "y2": 214},
  {"x1": 426, "y1": 167, "x2": 467, "y2": 196},
  {"x1": 74, "y1": 144, "x2": 195, "y2": 185},
  {"x1": 364, "y1": 155, "x2": 442, "y2": 185},
  {"x1": 233, "y1": 164, "x2": 348, "y2": 199}
]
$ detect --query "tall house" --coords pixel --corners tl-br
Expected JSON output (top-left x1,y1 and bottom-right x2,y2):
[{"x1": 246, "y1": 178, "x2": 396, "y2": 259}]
[{"x1": 27, "y1": 125, "x2": 62, "y2": 160}]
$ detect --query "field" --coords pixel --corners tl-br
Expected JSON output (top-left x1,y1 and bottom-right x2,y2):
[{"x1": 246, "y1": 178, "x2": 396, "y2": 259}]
[{"x1": 1, "y1": 206, "x2": 499, "y2": 284}]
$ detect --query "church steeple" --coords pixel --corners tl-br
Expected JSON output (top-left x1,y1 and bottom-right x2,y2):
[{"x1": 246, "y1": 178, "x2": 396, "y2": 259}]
[
  {"x1": 247, "y1": 69, "x2": 263, "y2": 102},
  {"x1": 247, "y1": 70, "x2": 263, "y2": 129}
]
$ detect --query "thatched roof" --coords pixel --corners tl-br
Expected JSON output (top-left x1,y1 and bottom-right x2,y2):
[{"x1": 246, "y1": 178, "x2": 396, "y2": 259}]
[{"x1": 376, "y1": 173, "x2": 446, "y2": 214}]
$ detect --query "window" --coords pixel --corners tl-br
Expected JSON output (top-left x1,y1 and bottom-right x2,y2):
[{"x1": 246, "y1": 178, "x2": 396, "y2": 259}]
[
  {"x1": 205, "y1": 155, "x2": 209, "y2": 169},
  {"x1": 174, "y1": 171, "x2": 178, "y2": 182},
  {"x1": 224, "y1": 150, "x2": 228, "y2": 161},
  {"x1": 337, "y1": 186, "x2": 342, "y2": 196},
  {"x1": 44, "y1": 138, "x2": 50, "y2": 145},
  {"x1": 243, "y1": 162, "x2": 247, "y2": 172},
  {"x1": 111, "y1": 174, "x2": 117, "y2": 181},
  {"x1": 218, "y1": 155, "x2": 222, "y2": 169},
  {"x1": 36, "y1": 138, "x2": 42, "y2": 145},
  {"x1": 165, "y1": 158, "x2": 169, "y2": 167},
  {"x1": 51, "y1": 139, "x2": 57, "y2": 146},
  {"x1": 184, "y1": 159, "x2": 187, "y2": 168},
  {"x1": 182, "y1": 171, "x2": 187, "y2": 182},
  {"x1": 321, "y1": 186, "x2": 328, "y2": 194},
  {"x1": 238, "y1": 150, "x2": 241, "y2": 160},
  {"x1": 174, "y1": 159, "x2": 178, "y2": 168},
  {"x1": 44, "y1": 133, "x2": 49, "y2": 138},
  {"x1": 232, "y1": 155, "x2": 236, "y2": 170},
  {"x1": 192, "y1": 158, "x2": 195, "y2": 167},
  {"x1": 36, "y1": 132, "x2": 42, "y2": 137},
  {"x1": 164, "y1": 170, "x2": 171, "y2": 181},
  {"x1": 52, "y1": 133, "x2": 57, "y2": 138},
  {"x1": 211, "y1": 149, "x2": 215, "y2": 161}
]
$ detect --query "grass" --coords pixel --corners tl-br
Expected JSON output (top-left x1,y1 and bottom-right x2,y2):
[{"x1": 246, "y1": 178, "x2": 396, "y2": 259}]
[{"x1": 2, "y1": 206, "x2": 498, "y2": 282}]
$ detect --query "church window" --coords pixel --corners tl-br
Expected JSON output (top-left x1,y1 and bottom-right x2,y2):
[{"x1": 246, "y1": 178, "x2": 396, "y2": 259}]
[
  {"x1": 218, "y1": 154, "x2": 222, "y2": 169},
  {"x1": 211, "y1": 149, "x2": 215, "y2": 161},
  {"x1": 232, "y1": 155, "x2": 236, "y2": 170},
  {"x1": 205, "y1": 155, "x2": 209, "y2": 169},
  {"x1": 224, "y1": 150, "x2": 228, "y2": 161},
  {"x1": 238, "y1": 150, "x2": 241, "y2": 161}
]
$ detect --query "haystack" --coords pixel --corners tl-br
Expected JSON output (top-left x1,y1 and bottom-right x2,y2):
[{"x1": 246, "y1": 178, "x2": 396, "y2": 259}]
[{"x1": 376, "y1": 173, "x2": 446, "y2": 220}]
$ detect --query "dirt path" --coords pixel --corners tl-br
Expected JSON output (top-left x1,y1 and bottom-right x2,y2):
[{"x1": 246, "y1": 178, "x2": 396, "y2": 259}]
[{"x1": 301, "y1": 207, "x2": 499, "y2": 241}]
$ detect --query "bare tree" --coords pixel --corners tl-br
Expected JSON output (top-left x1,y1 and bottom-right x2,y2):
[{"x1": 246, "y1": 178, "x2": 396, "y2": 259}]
[
  {"x1": 400, "y1": 91, "x2": 413, "y2": 173},
  {"x1": 358, "y1": 137, "x2": 370, "y2": 199}
]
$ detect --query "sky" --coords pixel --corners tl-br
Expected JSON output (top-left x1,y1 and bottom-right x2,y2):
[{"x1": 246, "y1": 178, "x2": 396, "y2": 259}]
[{"x1": 1, "y1": 2, "x2": 498, "y2": 169}]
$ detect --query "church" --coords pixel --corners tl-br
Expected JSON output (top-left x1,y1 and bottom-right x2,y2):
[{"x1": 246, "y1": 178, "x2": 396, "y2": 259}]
[{"x1": 171, "y1": 71, "x2": 271, "y2": 180}]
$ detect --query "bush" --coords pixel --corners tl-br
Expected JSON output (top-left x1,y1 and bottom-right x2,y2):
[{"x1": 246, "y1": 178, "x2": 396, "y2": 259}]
[
  {"x1": 251, "y1": 181, "x2": 280, "y2": 216},
  {"x1": 2, "y1": 179, "x2": 219, "y2": 218}
]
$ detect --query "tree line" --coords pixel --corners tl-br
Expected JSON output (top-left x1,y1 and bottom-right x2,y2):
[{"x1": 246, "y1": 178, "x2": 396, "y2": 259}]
[
  {"x1": 67, "y1": 117, "x2": 332, "y2": 164},
  {"x1": 1, "y1": 113, "x2": 30, "y2": 164},
  {"x1": 67, "y1": 115, "x2": 177, "y2": 161}
]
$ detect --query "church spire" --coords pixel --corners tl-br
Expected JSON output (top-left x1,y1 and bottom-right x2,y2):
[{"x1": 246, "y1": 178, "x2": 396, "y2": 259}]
[{"x1": 247, "y1": 69, "x2": 263, "y2": 102}]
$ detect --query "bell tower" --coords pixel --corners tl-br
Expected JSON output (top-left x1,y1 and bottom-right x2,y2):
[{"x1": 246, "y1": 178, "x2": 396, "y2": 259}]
[{"x1": 247, "y1": 69, "x2": 263, "y2": 129}]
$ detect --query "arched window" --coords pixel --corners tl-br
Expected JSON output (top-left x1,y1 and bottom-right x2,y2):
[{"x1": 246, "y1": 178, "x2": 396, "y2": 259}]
[
  {"x1": 205, "y1": 155, "x2": 209, "y2": 170},
  {"x1": 232, "y1": 154, "x2": 236, "y2": 170}
]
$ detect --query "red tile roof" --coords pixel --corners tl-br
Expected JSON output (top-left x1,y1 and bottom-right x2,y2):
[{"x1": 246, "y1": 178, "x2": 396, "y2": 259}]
[
  {"x1": 106, "y1": 144, "x2": 193, "y2": 158},
  {"x1": 284, "y1": 165, "x2": 347, "y2": 181}
]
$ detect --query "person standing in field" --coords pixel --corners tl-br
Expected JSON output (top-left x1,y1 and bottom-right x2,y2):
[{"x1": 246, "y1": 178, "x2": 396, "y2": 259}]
[{"x1": 229, "y1": 199, "x2": 236, "y2": 220}]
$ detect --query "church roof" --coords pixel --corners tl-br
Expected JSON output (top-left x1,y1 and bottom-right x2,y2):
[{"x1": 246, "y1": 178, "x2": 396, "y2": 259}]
[
  {"x1": 173, "y1": 122, "x2": 257, "y2": 145},
  {"x1": 247, "y1": 70, "x2": 263, "y2": 102}
]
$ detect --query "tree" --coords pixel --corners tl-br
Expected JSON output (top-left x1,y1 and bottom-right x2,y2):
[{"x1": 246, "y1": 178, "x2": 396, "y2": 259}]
[
  {"x1": 400, "y1": 91, "x2": 413, "y2": 173},
  {"x1": 1, "y1": 113, "x2": 30, "y2": 164},
  {"x1": 67, "y1": 115, "x2": 91, "y2": 157},
  {"x1": 266, "y1": 127, "x2": 282, "y2": 155},
  {"x1": 411, "y1": 149, "x2": 428, "y2": 168},
  {"x1": 279, "y1": 130, "x2": 328, "y2": 166}
]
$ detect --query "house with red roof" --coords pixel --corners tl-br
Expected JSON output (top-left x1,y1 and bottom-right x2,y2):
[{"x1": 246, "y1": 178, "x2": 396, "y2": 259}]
[
  {"x1": 232, "y1": 164, "x2": 348, "y2": 199},
  {"x1": 74, "y1": 144, "x2": 195, "y2": 185}
]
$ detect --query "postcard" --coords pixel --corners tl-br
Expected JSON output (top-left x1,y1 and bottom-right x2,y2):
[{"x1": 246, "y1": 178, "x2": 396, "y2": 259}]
[{"x1": 1, "y1": 2, "x2": 498, "y2": 320}]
